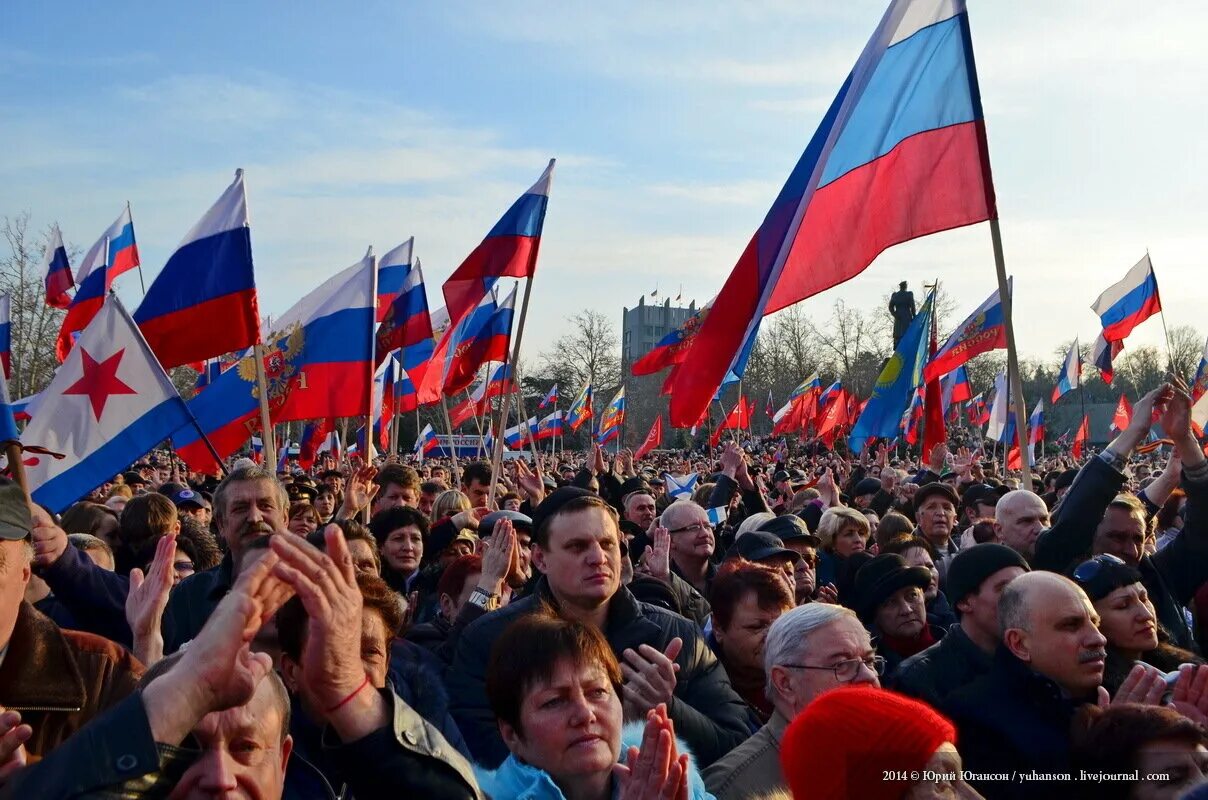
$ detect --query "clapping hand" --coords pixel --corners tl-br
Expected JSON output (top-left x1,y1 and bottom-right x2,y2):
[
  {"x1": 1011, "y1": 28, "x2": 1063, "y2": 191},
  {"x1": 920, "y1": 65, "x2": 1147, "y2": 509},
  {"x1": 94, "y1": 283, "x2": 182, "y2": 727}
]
[
  {"x1": 616, "y1": 704, "x2": 689, "y2": 800},
  {"x1": 126, "y1": 533, "x2": 178, "y2": 665}
]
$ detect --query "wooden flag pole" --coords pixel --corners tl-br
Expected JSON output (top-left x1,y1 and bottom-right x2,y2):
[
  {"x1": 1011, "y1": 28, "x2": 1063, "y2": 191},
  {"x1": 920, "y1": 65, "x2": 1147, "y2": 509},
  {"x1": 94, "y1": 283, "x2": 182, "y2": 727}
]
[
  {"x1": 366, "y1": 248, "x2": 379, "y2": 461},
  {"x1": 252, "y1": 343, "x2": 276, "y2": 465},
  {"x1": 488, "y1": 280, "x2": 533, "y2": 507},
  {"x1": 5, "y1": 443, "x2": 28, "y2": 499},
  {"x1": 440, "y1": 395, "x2": 461, "y2": 485},
  {"x1": 989, "y1": 219, "x2": 1031, "y2": 488}
]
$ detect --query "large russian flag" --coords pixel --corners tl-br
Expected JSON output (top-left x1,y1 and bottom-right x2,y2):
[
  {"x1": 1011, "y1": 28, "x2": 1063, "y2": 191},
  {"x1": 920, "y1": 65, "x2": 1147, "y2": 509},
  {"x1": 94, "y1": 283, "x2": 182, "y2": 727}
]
[
  {"x1": 922, "y1": 280, "x2": 1008, "y2": 382},
  {"x1": 394, "y1": 362, "x2": 419, "y2": 414},
  {"x1": 175, "y1": 251, "x2": 375, "y2": 472},
  {"x1": 134, "y1": 170, "x2": 260, "y2": 369},
  {"x1": 376, "y1": 238, "x2": 413, "y2": 323},
  {"x1": 42, "y1": 224, "x2": 73, "y2": 309},
  {"x1": 669, "y1": 0, "x2": 996, "y2": 426},
  {"x1": 1091, "y1": 255, "x2": 1162, "y2": 343},
  {"x1": 417, "y1": 284, "x2": 516, "y2": 402},
  {"x1": 441, "y1": 160, "x2": 555, "y2": 327}
]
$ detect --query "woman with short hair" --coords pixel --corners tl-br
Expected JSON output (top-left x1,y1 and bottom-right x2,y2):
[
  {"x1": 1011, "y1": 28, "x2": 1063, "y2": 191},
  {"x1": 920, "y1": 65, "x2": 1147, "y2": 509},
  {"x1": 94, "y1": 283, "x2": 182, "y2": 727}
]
[
  {"x1": 816, "y1": 506, "x2": 871, "y2": 589},
  {"x1": 480, "y1": 609, "x2": 714, "y2": 800}
]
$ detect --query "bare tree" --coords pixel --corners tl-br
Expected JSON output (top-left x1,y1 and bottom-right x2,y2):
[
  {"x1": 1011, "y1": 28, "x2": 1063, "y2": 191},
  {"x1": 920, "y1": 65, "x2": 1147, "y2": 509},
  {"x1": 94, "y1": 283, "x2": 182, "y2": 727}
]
[
  {"x1": 1166, "y1": 324, "x2": 1203, "y2": 383},
  {"x1": 1114, "y1": 346, "x2": 1165, "y2": 399},
  {"x1": 0, "y1": 214, "x2": 69, "y2": 399},
  {"x1": 537, "y1": 309, "x2": 621, "y2": 395},
  {"x1": 807, "y1": 299, "x2": 891, "y2": 398}
]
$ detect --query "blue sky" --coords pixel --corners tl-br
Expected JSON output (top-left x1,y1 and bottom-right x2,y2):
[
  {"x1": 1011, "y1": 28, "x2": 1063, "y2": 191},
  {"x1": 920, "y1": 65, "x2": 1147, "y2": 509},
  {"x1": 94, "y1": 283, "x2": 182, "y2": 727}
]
[{"x1": 3, "y1": 1, "x2": 1206, "y2": 366}]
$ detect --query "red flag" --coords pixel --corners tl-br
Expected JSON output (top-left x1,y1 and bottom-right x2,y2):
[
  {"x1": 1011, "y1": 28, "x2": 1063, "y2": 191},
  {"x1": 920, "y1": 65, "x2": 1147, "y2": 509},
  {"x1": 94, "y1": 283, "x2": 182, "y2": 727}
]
[
  {"x1": 1111, "y1": 394, "x2": 1133, "y2": 433},
  {"x1": 635, "y1": 416, "x2": 663, "y2": 461},
  {"x1": 1073, "y1": 414, "x2": 1090, "y2": 460},
  {"x1": 921, "y1": 322, "x2": 947, "y2": 461},
  {"x1": 1007, "y1": 445, "x2": 1021, "y2": 471},
  {"x1": 710, "y1": 397, "x2": 752, "y2": 446},
  {"x1": 817, "y1": 389, "x2": 850, "y2": 448}
]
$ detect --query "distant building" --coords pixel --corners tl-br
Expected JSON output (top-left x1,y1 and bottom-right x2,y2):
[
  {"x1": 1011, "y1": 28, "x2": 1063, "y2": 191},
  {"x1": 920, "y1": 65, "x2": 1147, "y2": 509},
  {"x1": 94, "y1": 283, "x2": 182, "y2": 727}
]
[{"x1": 622, "y1": 296, "x2": 698, "y2": 363}]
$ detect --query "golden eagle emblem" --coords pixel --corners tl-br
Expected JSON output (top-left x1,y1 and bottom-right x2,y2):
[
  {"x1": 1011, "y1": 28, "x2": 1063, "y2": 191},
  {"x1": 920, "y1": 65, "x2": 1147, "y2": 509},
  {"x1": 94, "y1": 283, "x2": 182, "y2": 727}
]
[{"x1": 237, "y1": 324, "x2": 306, "y2": 411}]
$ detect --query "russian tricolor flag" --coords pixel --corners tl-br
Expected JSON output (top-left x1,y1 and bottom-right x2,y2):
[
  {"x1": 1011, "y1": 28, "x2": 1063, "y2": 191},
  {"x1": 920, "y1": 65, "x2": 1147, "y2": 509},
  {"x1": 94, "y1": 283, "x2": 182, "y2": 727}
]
[
  {"x1": 56, "y1": 243, "x2": 108, "y2": 363},
  {"x1": 442, "y1": 160, "x2": 555, "y2": 328},
  {"x1": 394, "y1": 362, "x2": 418, "y2": 414},
  {"x1": 1051, "y1": 339, "x2": 1082, "y2": 403},
  {"x1": 923, "y1": 281, "x2": 1009, "y2": 383},
  {"x1": 504, "y1": 416, "x2": 538, "y2": 448},
  {"x1": 377, "y1": 243, "x2": 435, "y2": 363},
  {"x1": 597, "y1": 387, "x2": 626, "y2": 445},
  {"x1": 534, "y1": 409, "x2": 564, "y2": 441},
  {"x1": 669, "y1": 0, "x2": 996, "y2": 427},
  {"x1": 297, "y1": 418, "x2": 333, "y2": 470},
  {"x1": 376, "y1": 238, "x2": 413, "y2": 322},
  {"x1": 175, "y1": 250, "x2": 375, "y2": 472},
  {"x1": 1028, "y1": 399, "x2": 1045, "y2": 459},
  {"x1": 414, "y1": 423, "x2": 438, "y2": 457},
  {"x1": 1092, "y1": 255, "x2": 1162, "y2": 343},
  {"x1": 1093, "y1": 332, "x2": 1123, "y2": 385},
  {"x1": 42, "y1": 224, "x2": 73, "y2": 309},
  {"x1": 941, "y1": 366, "x2": 973, "y2": 413},
  {"x1": 418, "y1": 284, "x2": 516, "y2": 402},
  {"x1": 631, "y1": 301, "x2": 711, "y2": 377},
  {"x1": 539, "y1": 384, "x2": 558, "y2": 410},
  {"x1": 106, "y1": 205, "x2": 140, "y2": 285},
  {"x1": 134, "y1": 171, "x2": 260, "y2": 369},
  {"x1": 1193, "y1": 336, "x2": 1208, "y2": 403}
]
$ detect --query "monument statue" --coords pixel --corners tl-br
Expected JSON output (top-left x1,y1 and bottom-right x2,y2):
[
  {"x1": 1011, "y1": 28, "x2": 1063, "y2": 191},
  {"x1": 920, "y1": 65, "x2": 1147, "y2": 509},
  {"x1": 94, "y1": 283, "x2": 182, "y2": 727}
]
[{"x1": 888, "y1": 281, "x2": 916, "y2": 347}]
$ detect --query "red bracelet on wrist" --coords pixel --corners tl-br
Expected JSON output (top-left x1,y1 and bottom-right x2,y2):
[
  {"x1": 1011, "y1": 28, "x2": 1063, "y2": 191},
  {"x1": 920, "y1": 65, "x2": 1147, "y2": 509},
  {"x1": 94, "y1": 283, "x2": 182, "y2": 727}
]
[{"x1": 324, "y1": 675, "x2": 370, "y2": 714}]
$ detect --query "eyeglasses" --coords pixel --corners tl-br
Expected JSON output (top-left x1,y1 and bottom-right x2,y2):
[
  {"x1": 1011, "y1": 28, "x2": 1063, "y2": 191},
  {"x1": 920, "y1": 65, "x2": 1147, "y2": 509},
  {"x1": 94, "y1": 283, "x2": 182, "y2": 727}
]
[
  {"x1": 1072, "y1": 553, "x2": 1126, "y2": 583},
  {"x1": 669, "y1": 522, "x2": 710, "y2": 535},
  {"x1": 780, "y1": 655, "x2": 886, "y2": 682}
]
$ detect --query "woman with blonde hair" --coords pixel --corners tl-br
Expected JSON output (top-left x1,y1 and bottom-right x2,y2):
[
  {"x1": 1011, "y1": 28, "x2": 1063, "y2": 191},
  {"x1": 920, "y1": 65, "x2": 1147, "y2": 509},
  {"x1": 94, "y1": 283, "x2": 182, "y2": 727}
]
[
  {"x1": 432, "y1": 489, "x2": 471, "y2": 522},
  {"x1": 816, "y1": 506, "x2": 871, "y2": 589}
]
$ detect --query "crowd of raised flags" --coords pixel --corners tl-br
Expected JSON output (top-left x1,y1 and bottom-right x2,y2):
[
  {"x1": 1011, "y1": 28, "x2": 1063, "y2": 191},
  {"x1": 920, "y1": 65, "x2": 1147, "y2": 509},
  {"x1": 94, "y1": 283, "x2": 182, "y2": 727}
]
[{"x1": 0, "y1": 0, "x2": 1194, "y2": 523}]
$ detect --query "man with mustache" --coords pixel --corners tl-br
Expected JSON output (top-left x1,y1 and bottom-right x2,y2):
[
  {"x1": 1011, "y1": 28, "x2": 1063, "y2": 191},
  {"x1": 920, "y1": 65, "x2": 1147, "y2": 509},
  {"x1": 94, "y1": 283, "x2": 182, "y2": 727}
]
[
  {"x1": 161, "y1": 464, "x2": 291, "y2": 654},
  {"x1": 940, "y1": 571, "x2": 1164, "y2": 799}
]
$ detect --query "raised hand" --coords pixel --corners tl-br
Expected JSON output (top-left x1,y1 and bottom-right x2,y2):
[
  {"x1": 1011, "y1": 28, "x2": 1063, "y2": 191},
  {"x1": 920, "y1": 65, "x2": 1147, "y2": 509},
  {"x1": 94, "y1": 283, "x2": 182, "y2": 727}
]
[
  {"x1": 515, "y1": 459, "x2": 546, "y2": 505},
  {"x1": 592, "y1": 443, "x2": 607, "y2": 475},
  {"x1": 479, "y1": 518, "x2": 518, "y2": 595},
  {"x1": 337, "y1": 466, "x2": 379, "y2": 519},
  {"x1": 1097, "y1": 663, "x2": 1167, "y2": 708},
  {"x1": 126, "y1": 533, "x2": 178, "y2": 665},
  {"x1": 269, "y1": 525, "x2": 388, "y2": 741},
  {"x1": 29, "y1": 504, "x2": 67, "y2": 568},
  {"x1": 1170, "y1": 664, "x2": 1208, "y2": 725},
  {"x1": 621, "y1": 638, "x2": 682, "y2": 719},
  {"x1": 0, "y1": 708, "x2": 30, "y2": 784},
  {"x1": 615, "y1": 704, "x2": 689, "y2": 800},
  {"x1": 639, "y1": 527, "x2": 671, "y2": 583}
]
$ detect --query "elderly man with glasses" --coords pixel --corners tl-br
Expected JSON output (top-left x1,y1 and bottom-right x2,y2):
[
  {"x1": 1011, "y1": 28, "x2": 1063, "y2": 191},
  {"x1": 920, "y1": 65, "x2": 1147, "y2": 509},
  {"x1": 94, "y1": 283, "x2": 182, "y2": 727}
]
[
  {"x1": 702, "y1": 603, "x2": 881, "y2": 800},
  {"x1": 659, "y1": 501, "x2": 718, "y2": 596}
]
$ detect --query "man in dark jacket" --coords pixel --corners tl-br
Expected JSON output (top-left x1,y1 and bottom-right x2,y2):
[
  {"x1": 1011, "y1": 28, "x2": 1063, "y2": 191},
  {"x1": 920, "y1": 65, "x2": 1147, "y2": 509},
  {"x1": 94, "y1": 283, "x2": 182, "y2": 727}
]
[
  {"x1": 161, "y1": 464, "x2": 292, "y2": 653},
  {"x1": 941, "y1": 571, "x2": 1108, "y2": 799},
  {"x1": 447, "y1": 487, "x2": 750, "y2": 769},
  {"x1": 1033, "y1": 382, "x2": 1208, "y2": 651},
  {"x1": 853, "y1": 553, "x2": 945, "y2": 681},
  {"x1": 893, "y1": 543, "x2": 1029, "y2": 707}
]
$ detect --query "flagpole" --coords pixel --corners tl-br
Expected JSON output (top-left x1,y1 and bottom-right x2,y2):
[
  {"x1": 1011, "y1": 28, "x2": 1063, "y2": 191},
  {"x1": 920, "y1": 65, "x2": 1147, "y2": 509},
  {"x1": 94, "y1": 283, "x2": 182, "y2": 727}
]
[
  {"x1": 127, "y1": 201, "x2": 147, "y2": 295},
  {"x1": 1149, "y1": 250, "x2": 1177, "y2": 375},
  {"x1": 367, "y1": 248, "x2": 379, "y2": 461},
  {"x1": 252, "y1": 343, "x2": 276, "y2": 466},
  {"x1": 5, "y1": 443, "x2": 27, "y2": 499},
  {"x1": 488, "y1": 280, "x2": 532, "y2": 508},
  {"x1": 466, "y1": 389, "x2": 487, "y2": 458},
  {"x1": 988, "y1": 220, "x2": 1032, "y2": 488},
  {"x1": 440, "y1": 395, "x2": 461, "y2": 484}
]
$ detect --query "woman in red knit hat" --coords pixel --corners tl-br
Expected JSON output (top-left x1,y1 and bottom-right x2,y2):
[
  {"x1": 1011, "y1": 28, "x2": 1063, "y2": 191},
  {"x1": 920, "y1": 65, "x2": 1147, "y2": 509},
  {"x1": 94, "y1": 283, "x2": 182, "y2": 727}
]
[{"x1": 780, "y1": 685, "x2": 982, "y2": 798}]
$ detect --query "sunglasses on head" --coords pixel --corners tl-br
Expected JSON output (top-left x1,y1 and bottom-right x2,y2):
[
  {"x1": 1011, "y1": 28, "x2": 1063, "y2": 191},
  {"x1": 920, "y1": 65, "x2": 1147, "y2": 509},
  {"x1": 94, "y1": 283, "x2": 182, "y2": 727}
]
[{"x1": 1072, "y1": 553, "x2": 1127, "y2": 583}]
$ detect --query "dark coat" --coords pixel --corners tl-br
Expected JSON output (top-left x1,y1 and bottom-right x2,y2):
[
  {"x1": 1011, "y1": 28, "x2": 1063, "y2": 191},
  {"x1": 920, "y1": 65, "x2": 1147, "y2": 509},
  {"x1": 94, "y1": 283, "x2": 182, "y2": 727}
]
[
  {"x1": 871, "y1": 623, "x2": 947, "y2": 682},
  {"x1": 40, "y1": 542, "x2": 133, "y2": 645},
  {"x1": 926, "y1": 590, "x2": 957, "y2": 629},
  {"x1": 0, "y1": 687, "x2": 482, "y2": 800},
  {"x1": 891, "y1": 623, "x2": 993, "y2": 708},
  {"x1": 1034, "y1": 456, "x2": 1208, "y2": 651},
  {"x1": 0, "y1": 601, "x2": 143, "y2": 758},
  {"x1": 446, "y1": 577, "x2": 751, "y2": 769},
  {"x1": 161, "y1": 552, "x2": 235, "y2": 654},
  {"x1": 942, "y1": 647, "x2": 1093, "y2": 800}
]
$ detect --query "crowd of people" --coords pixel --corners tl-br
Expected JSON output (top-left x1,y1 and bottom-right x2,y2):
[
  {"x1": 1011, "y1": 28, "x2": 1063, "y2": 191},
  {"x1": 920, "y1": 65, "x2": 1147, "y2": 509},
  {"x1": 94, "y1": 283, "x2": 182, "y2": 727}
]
[{"x1": 3, "y1": 377, "x2": 1208, "y2": 798}]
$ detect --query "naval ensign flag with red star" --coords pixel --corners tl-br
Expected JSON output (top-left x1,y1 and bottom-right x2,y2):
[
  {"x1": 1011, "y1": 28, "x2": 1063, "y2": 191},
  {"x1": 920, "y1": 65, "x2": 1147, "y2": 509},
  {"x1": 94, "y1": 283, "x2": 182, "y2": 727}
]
[{"x1": 21, "y1": 295, "x2": 192, "y2": 512}]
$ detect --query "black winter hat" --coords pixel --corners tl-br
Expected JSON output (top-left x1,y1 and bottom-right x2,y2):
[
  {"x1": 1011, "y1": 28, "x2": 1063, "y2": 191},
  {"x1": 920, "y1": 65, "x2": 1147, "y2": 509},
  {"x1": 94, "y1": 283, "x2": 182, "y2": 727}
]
[
  {"x1": 944, "y1": 544, "x2": 1030, "y2": 610},
  {"x1": 852, "y1": 553, "x2": 932, "y2": 623},
  {"x1": 530, "y1": 486, "x2": 593, "y2": 539},
  {"x1": 853, "y1": 477, "x2": 881, "y2": 498},
  {"x1": 758, "y1": 514, "x2": 821, "y2": 547},
  {"x1": 913, "y1": 482, "x2": 959, "y2": 513}
]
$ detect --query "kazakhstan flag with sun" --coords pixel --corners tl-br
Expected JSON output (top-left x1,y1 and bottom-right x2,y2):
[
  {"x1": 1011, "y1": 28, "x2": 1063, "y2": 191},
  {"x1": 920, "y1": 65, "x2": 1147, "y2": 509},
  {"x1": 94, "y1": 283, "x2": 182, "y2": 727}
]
[{"x1": 848, "y1": 289, "x2": 935, "y2": 453}]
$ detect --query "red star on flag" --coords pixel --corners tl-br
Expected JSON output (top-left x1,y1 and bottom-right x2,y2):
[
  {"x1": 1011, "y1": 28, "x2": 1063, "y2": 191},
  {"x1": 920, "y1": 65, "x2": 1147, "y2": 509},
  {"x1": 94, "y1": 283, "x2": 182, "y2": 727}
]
[{"x1": 63, "y1": 348, "x2": 138, "y2": 420}]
